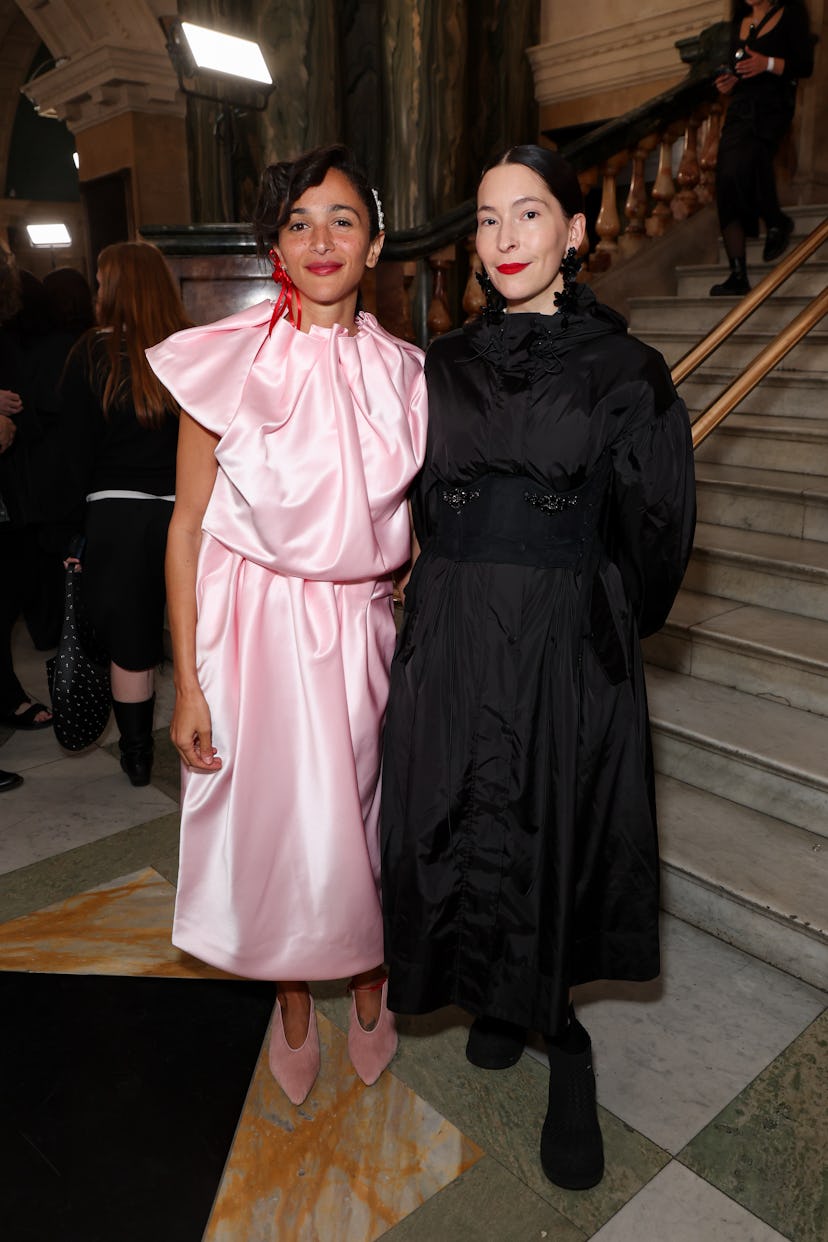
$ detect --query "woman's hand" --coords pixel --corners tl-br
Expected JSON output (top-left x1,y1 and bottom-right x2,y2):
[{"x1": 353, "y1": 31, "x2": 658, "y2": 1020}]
[
  {"x1": 0, "y1": 413, "x2": 15, "y2": 452},
  {"x1": 736, "y1": 49, "x2": 773, "y2": 78},
  {"x1": 0, "y1": 389, "x2": 22, "y2": 418},
  {"x1": 170, "y1": 685, "x2": 223, "y2": 773},
  {"x1": 715, "y1": 71, "x2": 738, "y2": 94}
]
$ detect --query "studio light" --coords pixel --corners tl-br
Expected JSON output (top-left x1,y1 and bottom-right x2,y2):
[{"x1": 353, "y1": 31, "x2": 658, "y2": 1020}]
[
  {"x1": 179, "y1": 22, "x2": 272, "y2": 85},
  {"x1": 160, "y1": 16, "x2": 276, "y2": 222},
  {"x1": 27, "y1": 223, "x2": 71, "y2": 246},
  {"x1": 162, "y1": 18, "x2": 274, "y2": 99}
]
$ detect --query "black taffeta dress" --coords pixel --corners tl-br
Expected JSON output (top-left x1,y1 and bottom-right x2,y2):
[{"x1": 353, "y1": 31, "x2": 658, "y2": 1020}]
[{"x1": 381, "y1": 286, "x2": 696, "y2": 1037}]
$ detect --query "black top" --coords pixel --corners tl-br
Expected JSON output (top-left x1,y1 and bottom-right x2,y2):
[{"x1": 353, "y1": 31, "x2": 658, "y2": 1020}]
[
  {"x1": 729, "y1": 3, "x2": 814, "y2": 101},
  {"x1": 60, "y1": 331, "x2": 179, "y2": 497}
]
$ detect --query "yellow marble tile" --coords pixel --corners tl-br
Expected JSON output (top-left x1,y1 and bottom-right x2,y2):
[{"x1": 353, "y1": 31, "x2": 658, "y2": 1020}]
[
  {"x1": 0, "y1": 868, "x2": 235, "y2": 979},
  {"x1": 204, "y1": 1012, "x2": 484, "y2": 1241}
]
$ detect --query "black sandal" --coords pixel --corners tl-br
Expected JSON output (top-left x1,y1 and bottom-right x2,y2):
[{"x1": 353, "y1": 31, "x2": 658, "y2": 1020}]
[{"x1": 0, "y1": 700, "x2": 54, "y2": 731}]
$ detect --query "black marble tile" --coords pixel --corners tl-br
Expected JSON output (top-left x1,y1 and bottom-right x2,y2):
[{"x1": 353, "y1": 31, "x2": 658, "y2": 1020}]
[{"x1": 1, "y1": 973, "x2": 275, "y2": 1242}]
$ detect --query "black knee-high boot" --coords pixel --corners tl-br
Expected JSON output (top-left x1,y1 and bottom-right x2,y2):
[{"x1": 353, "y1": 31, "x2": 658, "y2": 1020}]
[
  {"x1": 112, "y1": 696, "x2": 155, "y2": 787},
  {"x1": 710, "y1": 256, "x2": 750, "y2": 297},
  {"x1": 541, "y1": 1005, "x2": 604, "y2": 1190}
]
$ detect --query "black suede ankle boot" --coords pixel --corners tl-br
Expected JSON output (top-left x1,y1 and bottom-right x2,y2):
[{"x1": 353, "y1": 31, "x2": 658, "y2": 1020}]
[
  {"x1": 113, "y1": 696, "x2": 155, "y2": 787},
  {"x1": 466, "y1": 1014, "x2": 528, "y2": 1069},
  {"x1": 709, "y1": 257, "x2": 750, "y2": 297},
  {"x1": 540, "y1": 1006, "x2": 604, "y2": 1190}
]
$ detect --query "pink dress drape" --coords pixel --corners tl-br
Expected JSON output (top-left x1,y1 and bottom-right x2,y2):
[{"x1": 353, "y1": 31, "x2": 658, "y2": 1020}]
[{"x1": 147, "y1": 304, "x2": 427, "y2": 979}]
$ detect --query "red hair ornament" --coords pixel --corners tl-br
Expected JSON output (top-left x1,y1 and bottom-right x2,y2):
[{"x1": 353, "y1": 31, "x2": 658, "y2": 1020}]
[{"x1": 268, "y1": 249, "x2": 302, "y2": 335}]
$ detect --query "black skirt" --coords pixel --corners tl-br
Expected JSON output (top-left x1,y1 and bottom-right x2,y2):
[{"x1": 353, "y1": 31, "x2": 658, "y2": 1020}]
[{"x1": 82, "y1": 497, "x2": 173, "y2": 670}]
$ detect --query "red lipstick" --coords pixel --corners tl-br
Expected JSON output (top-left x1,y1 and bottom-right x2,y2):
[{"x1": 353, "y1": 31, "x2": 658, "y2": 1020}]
[
  {"x1": 306, "y1": 263, "x2": 342, "y2": 275},
  {"x1": 496, "y1": 262, "x2": 529, "y2": 274}
]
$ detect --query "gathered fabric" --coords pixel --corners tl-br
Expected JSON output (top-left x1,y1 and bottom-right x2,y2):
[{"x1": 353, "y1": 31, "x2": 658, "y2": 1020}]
[{"x1": 147, "y1": 304, "x2": 427, "y2": 979}]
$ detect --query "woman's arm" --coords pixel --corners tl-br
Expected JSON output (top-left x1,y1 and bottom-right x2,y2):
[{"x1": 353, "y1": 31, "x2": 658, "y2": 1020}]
[
  {"x1": 393, "y1": 501, "x2": 421, "y2": 600},
  {"x1": 166, "y1": 410, "x2": 221, "y2": 772}
]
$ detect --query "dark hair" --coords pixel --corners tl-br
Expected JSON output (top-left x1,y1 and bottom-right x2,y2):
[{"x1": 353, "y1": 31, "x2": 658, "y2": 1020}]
[
  {"x1": 0, "y1": 248, "x2": 21, "y2": 324},
  {"x1": 43, "y1": 266, "x2": 94, "y2": 337},
  {"x1": 730, "y1": 0, "x2": 797, "y2": 16},
  {"x1": 482, "y1": 145, "x2": 585, "y2": 221},
  {"x1": 252, "y1": 144, "x2": 382, "y2": 256},
  {"x1": 476, "y1": 145, "x2": 585, "y2": 320}
]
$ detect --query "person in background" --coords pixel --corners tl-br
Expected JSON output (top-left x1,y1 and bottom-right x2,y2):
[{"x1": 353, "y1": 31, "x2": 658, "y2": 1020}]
[
  {"x1": 60, "y1": 242, "x2": 191, "y2": 783},
  {"x1": 711, "y1": 0, "x2": 815, "y2": 296},
  {"x1": 381, "y1": 146, "x2": 695, "y2": 1191},
  {"x1": 0, "y1": 249, "x2": 53, "y2": 731}
]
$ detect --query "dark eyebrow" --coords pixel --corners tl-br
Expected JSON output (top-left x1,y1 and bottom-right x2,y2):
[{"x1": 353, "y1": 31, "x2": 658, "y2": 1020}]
[
  {"x1": 289, "y1": 203, "x2": 360, "y2": 216},
  {"x1": 476, "y1": 195, "x2": 547, "y2": 212}
]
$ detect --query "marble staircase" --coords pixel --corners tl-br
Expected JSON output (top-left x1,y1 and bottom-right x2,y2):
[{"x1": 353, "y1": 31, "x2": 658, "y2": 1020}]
[{"x1": 628, "y1": 204, "x2": 828, "y2": 991}]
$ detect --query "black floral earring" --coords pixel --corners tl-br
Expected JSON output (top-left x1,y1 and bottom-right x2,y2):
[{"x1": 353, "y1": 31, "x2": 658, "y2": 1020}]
[
  {"x1": 475, "y1": 267, "x2": 505, "y2": 321},
  {"x1": 553, "y1": 245, "x2": 582, "y2": 327}
]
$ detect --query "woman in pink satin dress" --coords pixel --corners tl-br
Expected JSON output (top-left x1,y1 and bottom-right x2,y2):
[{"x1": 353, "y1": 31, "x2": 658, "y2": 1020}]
[{"x1": 147, "y1": 146, "x2": 426, "y2": 1105}]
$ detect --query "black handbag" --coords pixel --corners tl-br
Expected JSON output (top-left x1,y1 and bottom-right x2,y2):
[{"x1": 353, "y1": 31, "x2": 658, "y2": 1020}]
[{"x1": 46, "y1": 545, "x2": 111, "y2": 751}]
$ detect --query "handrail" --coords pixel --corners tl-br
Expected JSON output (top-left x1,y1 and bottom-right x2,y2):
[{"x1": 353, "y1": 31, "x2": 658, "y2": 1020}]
[
  {"x1": 691, "y1": 285, "x2": 828, "y2": 448},
  {"x1": 672, "y1": 217, "x2": 828, "y2": 385}
]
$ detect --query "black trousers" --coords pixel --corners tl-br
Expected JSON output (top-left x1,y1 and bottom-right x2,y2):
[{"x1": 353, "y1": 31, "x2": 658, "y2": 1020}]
[{"x1": 716, "y1": 101, "x2": 792, "y2": 237}]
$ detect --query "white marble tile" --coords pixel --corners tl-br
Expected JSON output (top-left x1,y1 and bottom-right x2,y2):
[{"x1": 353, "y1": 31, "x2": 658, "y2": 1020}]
[
  {"x1": 589, "y1": 1162, "x2": 790, "y2": 1242},
  {"x1": 526, "y1": 914, "x2": 827, "y2": 1153},
  {"x1": 0, "y1": 748, "x2": 176, "y2": 875}
]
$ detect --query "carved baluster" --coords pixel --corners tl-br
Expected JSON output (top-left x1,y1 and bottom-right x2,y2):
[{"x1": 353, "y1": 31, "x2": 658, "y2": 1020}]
[
  {"x1": 375, "y1": 259, "x2": 417, "y2": 343},
  {"x1": 593, "y1": 153, "x2": 628, "y2": 271},
  {"x1": 620, "y1": 135, "x2": 657, "y2": 257},
  {"x1": 646, "y1": 131, "x2": 678, "y2": 238},
  {"x1": 697, "y1": 102, "x2": 724, "y2": 205},
  {"x1": 462, "y1": 235, "x2": 486, "y2": 321},
  {"x1": 672, "y1": 112, "x2": 703, "y2": 220},
  {"x1": 427, "y1": 245, "x2": 455, "y2": 338}
]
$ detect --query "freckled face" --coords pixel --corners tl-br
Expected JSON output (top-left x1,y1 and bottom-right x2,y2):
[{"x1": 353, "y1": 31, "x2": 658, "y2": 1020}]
[
  {"x1": 476, "y1": 163, "x2": 586, "y2": 315},
  {"x1": 275, "y1": 168, "x2": 383, "y2": 328}
]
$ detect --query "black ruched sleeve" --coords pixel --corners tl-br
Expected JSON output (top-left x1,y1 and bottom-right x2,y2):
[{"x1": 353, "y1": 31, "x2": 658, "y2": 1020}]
[{"x1": 606, "y1": 380, "x2": 696, "y2": 639}]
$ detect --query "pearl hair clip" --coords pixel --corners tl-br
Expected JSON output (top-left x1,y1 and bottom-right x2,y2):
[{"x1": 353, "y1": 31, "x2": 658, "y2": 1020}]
[{"x1": 372, "y1": 188, "x2": 385, "y2": 232}]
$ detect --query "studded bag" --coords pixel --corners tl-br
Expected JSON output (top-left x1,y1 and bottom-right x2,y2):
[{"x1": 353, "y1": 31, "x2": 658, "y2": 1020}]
[{"x1": 46, "y1": 555, "x2": 111, "y2": 752}]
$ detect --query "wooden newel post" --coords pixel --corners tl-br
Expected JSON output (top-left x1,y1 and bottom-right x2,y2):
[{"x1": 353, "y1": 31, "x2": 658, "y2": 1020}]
[
  {"x1": 593, "y1": 152, "x2": 628, "y2": 271},
  {"x1": 647, "y1": 131, "x2": 678, "y2": 237},
  {"x1": 620, "y1": 134, "x2": 658, "y2": 257},
  {"x1": 698, "y1": 102, "x2": 724, "y2": 206},
  {"x1": 427, "y1": 244, "x2": 455, "y2": 339},
  {"x1": 462, "y1": 235, "x2": 486, "y2": 322},
  {"x1": 672, "y1": 112, "x2": 703, "y2": 220}
]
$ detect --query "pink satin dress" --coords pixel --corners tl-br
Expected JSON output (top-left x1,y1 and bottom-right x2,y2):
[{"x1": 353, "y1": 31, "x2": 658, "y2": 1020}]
[{"x1": 147, "y1": 304, "x2": 427, "y2": 980}]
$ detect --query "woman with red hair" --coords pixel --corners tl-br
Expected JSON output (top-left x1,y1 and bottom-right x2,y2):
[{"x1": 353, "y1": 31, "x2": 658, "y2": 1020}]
[{"x1": 61, "y1": 241, "x2": 192, "y2": 783}]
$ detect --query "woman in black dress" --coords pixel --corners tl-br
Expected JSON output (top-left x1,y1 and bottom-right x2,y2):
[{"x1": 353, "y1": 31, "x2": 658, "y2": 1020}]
[
  {"x1": 381, "y1": 147, "x2": 696, "y2": 1190},
  {"x1": 710, "y1": 0, "x2": 814, "y2": 295},
  {"x1": 60, "y1": 242, "x2": 191, "y2": 784}
]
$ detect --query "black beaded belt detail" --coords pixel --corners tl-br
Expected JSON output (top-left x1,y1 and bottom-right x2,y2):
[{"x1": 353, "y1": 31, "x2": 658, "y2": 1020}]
[
  {"x1": 432, "y1": 469, "x2": 607, "y2": 569},
  {"x1": 441, "y1": 486, "x2": 481, "y2": 511},
  {"x1": 524, "y1": 490, "x2": 579, "y2": 514}
]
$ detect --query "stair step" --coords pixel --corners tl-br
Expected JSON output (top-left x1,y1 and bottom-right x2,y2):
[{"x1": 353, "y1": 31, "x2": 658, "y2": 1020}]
[
  {"x1": 685, "y1": 521, "x2": 828, "y2": 620},
  {"x1": 677, "y1": 260, "x2": 828, "y2": 299},
  {"x1": 727, "y1": 234, "x2": 828, "y2": 266},
  {"x1": 646, "y1": 664, "x2": 828, "y2": 835},
  {"x1": 644, "y1": 588, "x2": 828, "y2": 715},
  {"x1": 695, "y1": 461, "x2": 828, "y2": 542},
  {"x1": 677, "y1": 368, "x2": 825, "y2": 419},
  {"x1": 646, "y1": 327, "x2": 828, "y2": 372},
  {"x1": 693, "y1": 412, "x2": 828, "y2": 472},
  {"x1": 657, "y1": 773, "x2": 828, "y2": 990},
  {"x1": 629, "y1": 295, "x2": 818, "y2": 336}
]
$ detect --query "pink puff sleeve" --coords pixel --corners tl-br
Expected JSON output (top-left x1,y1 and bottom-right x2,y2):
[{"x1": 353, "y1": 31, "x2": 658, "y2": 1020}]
[{"x1": 146, "y1": 300, "x2": 275, "y2": 438}]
